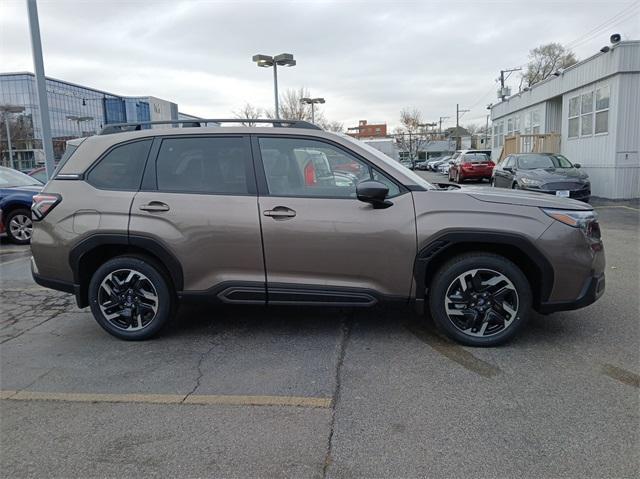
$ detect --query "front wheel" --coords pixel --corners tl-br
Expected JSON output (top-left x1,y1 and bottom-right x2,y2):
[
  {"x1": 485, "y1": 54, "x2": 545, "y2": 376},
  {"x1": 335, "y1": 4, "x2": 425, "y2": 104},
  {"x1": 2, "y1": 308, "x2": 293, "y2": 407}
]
[
  {"x1": 428, "y1": 253, "x2": 532, "y2": 346},
  {"x1": 88, "y1": 256, "x2": 175, "y2": 340}
]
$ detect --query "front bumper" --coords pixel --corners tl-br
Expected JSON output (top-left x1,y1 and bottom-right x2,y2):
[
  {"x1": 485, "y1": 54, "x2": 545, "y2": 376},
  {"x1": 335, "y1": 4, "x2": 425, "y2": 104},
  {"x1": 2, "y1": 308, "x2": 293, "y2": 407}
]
[
  {"x1": 538, "y1": 272, "x2": 605, "y2": 313},
  {"x1": 521, "y1": 186, "x2": 591, "y2": 201}
]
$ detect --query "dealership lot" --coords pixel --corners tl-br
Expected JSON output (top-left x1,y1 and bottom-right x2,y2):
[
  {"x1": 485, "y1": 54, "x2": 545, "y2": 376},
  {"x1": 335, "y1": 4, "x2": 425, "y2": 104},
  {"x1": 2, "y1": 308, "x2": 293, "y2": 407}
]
[{"x1": 1, "y1": 178, "x2": 638, "y2": 478}]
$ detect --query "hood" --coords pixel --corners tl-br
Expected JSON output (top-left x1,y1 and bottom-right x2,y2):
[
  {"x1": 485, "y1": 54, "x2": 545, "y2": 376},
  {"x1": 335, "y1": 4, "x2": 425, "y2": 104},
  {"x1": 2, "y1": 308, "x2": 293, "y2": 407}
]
[
  {"x1": 459, "y1": 186, "x2": 593, "y2": 210},
  {"x1": 519, "y1": 167, "x2": 588, "y2": 182}
]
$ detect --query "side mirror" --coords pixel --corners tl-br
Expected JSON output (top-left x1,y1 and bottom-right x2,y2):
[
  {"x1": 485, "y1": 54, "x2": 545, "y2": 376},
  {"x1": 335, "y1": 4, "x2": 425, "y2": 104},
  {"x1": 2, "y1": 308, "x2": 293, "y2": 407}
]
[
  {"x1": 356, "y1": 180, "x2": 393, "y2": 209},
  {"x1": 574, "y1": 163, "x2": 581, "y2": 168},
  {"x1": 503, "y1": 166, "x2": 513, "y2": 173}
]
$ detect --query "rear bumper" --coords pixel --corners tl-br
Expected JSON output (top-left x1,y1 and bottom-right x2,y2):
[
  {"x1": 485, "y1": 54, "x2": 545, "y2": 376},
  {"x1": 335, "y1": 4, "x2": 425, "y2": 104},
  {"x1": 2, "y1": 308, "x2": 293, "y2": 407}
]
[
  {"x1": 537, "y1": 272, "x2": 605, "y2": 313},
  {"x1": 31, "y1": 257, "x2": 83, "y2": 306}
]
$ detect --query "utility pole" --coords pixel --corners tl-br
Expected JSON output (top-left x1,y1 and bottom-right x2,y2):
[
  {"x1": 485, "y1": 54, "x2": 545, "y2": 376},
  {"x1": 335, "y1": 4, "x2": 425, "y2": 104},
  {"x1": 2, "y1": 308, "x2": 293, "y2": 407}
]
[
  {"x1": 499, "y1": 68, "x2": 522, "y2": 101},
  {"x1": 27, "y1": 0, "x2": 55, "y2": 179},
  {"x1": 439, "y1": 116, "x2": 449, "y2": 135},
  {"x1": 455, "y1": 104, "x2": 470, "y2": 150},
  {"x1": 455, "y1": 104, "x2": 469, "y2": 128}
]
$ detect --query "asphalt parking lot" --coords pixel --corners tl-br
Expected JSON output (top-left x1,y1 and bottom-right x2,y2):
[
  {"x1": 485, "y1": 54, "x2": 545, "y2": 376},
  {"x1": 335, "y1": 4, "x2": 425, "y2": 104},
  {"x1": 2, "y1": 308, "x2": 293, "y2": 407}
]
[{"x1": 1, "y1": 177, "x2": 638, "y2": 478}]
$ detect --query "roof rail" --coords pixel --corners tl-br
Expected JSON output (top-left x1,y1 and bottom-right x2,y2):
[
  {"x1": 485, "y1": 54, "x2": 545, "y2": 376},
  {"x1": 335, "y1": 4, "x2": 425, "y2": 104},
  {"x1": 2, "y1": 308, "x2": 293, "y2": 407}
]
[{"x1": 99, "y1": 118, "x2": 322, "y2": 135}]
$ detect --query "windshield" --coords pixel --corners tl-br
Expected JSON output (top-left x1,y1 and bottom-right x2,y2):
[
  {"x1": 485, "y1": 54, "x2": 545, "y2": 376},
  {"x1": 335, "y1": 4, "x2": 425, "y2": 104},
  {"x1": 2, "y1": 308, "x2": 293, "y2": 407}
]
[
  {"x1": 338, "y1": 134, "x2": 435, "y2": 190},
  {"x1": 517, "y1": 154, "x2": 573, "y2": 169},
  {"x1": 0, "y1": 167, "x2": 42, "y2": 188}
]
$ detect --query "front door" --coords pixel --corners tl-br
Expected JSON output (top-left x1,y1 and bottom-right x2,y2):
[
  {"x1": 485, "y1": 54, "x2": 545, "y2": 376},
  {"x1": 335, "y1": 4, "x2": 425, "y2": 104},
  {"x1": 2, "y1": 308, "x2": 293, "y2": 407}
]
[
  {"x1": 129, "y1": 135, "x2": 265, "y2": 300},
  {"x1": 254, "y1": 135, "x2": 416, "y2": 305}
]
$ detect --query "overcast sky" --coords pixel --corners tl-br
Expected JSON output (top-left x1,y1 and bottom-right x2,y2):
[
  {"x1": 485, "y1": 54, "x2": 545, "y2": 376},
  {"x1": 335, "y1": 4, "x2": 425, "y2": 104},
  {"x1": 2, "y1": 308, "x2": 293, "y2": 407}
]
[{"x1": 1, "y1": 0, "x2": 639, "y2": 129}]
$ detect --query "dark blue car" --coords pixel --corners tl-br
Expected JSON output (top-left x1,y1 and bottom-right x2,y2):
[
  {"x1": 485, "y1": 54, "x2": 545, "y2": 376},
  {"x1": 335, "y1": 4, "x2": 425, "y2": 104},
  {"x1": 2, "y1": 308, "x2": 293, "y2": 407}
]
[{"x1": 0, "y1": 166, "x2": 42, "y2": 244}]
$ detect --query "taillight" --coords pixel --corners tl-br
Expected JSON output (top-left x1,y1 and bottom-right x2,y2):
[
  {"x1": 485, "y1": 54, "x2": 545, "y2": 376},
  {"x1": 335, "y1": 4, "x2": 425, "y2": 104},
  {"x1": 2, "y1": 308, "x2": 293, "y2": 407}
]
[
  {"x1": 461, "y1": 162, "x2": 472, "y2": 169},
  {"x1": 31, "y1": 193, "x2": 61, "y2": 221},
  {"x1": 487, "y1": 161, "x2": 495, "y2": 168},
  {"x1": 304, "y1": 162, "x2": 317, "y2": 185}
]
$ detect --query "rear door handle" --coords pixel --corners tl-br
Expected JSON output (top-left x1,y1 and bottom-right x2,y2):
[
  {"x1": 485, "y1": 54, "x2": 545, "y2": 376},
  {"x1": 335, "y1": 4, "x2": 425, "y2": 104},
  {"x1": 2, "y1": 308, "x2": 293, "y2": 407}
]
[
  {"x1": 263, "y1": 206, "x2": 296, "y2": 219},
  {"x1": 139, "y1": 201, "x2": 170, "y2": 212}
]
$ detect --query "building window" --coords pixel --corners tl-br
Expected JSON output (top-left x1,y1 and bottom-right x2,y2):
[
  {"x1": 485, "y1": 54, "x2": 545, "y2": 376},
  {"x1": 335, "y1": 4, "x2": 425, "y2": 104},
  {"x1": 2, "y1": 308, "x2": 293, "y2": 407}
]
[
  {"x1": 507, "y1": 118, "x2": 513, "y2": 136},
  {"x1": 580, "y1": 91, "x2": 594, "y2": 136},
  {"x1": 568, "y1": 96, "x2": 580, "y2": 139},
  {"x1": 493, "y1": 125, "x2": 498, "y2": 148},
  {"x1": 532, "y1": 110, "x2": 541, "y2": 134},
  {"x1": 595, "y1": 85, "x2": 609, "y2": 134},
  {"x1": 514, "y1": 116, "x2": 520, "y2": 135}
]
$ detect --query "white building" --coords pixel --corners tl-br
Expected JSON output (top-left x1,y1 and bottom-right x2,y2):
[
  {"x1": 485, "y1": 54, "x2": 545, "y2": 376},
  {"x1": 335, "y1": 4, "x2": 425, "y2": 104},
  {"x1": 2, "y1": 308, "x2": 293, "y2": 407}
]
[{"x1": 490, "y1": 40, "x2": 639, "y2": 199}]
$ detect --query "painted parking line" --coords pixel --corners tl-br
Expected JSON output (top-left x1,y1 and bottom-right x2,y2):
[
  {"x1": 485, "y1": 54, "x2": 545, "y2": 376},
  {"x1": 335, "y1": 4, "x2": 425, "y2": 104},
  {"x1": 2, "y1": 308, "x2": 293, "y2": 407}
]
[{"x1": 0, "y1": 390, "x2": 332, "y2": 409}]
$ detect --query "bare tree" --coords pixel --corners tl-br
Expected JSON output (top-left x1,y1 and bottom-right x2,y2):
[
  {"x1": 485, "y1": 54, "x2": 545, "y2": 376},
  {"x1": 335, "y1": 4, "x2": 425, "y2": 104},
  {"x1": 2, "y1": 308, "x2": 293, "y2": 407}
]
[
  {"x1": 394, "y1": 108, "x2": 429, "y2": 166},
  {"x1": 264, "y1": 87, "x2": 344, "y2": 132},
  {"x1": 233, "y1": 102, "x2": 262, "y2": 126},
  {"x1": 317, "y1": 119, "x2": 344, "y2": 133},
  {"x1": 521, "y1": 43, "x2": 577, "y2": 88}
]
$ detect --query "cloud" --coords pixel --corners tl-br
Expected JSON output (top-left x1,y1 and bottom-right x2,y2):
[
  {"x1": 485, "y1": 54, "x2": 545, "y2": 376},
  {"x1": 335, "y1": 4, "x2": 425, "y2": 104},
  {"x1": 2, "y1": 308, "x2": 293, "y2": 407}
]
[{"x1": 2, "y1": 0, "x2": 638, "y2": 129}]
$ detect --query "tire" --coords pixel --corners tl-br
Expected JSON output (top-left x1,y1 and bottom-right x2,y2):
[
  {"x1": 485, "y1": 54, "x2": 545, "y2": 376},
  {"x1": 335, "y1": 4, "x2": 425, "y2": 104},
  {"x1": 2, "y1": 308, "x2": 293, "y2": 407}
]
[
  {"x1": 88, "y1": 255, "x2": 175, "y2": 340},
  {"x1": 490, "y1": 178, "x2": 496, "y2": 187},
  {"x1": 428, "y1": 253, "x2": 532, "y2": 347},
  {"x1": 6, "y1": 208, "x2": 33, "y2": 245},
  {"x1": 512, "y1": 182, "x2": 519, "y2": 189}
]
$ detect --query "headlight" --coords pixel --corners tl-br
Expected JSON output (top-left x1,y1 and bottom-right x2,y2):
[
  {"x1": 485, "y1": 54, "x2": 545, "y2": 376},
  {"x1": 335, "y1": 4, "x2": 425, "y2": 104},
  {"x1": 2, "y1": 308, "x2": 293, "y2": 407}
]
[
  {"x1": 521, "y1": 177, "x2": 543, "y2": 187},
  {"x1": 542, "y1": 208, "x2": 601, "y2": 241}
]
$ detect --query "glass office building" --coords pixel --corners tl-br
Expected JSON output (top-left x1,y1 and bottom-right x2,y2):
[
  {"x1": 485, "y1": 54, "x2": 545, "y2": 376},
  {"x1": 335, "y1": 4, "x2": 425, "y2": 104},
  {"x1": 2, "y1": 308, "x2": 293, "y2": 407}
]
[{"x1": 0, "y1": 72, "x2": 182, "y2": 171}]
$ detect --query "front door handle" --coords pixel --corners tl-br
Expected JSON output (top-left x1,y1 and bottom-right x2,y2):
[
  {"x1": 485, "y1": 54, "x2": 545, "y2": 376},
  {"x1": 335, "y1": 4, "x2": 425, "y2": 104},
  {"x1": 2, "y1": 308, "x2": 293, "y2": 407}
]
[
  {"x1": 139, "y1": 201, "x2": 170, "y2": 212},
  {"x1": 263, "y1": 206, "x2": 296, "y2": 219}
]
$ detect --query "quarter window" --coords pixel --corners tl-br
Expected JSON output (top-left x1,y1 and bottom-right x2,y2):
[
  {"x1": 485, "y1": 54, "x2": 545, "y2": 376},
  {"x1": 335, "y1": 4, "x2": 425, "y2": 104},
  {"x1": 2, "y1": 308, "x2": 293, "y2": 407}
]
[
  {"x1": 258, "y1": 137, "x2": 400, "y2": 198},
  {"x1": 156, "y1": 137, "x2": 250, "y2": 194},
  {"x1": 87, "y1": 139, "x2": 152, "y2": 190}
]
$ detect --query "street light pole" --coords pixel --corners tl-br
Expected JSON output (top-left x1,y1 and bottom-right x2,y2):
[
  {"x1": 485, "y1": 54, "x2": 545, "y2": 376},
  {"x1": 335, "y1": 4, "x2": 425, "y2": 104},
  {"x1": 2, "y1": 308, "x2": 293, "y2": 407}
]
[
  {"x1": 273, "y1": 62, "x2": 279, "y2": 119},
  {"x1": 4, "y1": 112, "x2": 15, "y2": 170},
  {"x1": 253, "y1": 53, "x2": 296, "y2": 120},
  {"x1": 27, "y1": 0, "x2": 55, "y2": 179},
  {"x1": 0, "y1": 105, "x2": 25, "y2": 170},
  {"x1": 300, "y1": 97, "x2": 325, "y2": 124}
]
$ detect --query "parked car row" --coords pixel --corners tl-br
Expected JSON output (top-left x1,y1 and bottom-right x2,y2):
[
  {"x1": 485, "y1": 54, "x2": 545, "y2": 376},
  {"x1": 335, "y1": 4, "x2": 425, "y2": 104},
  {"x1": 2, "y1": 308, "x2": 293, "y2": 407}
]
[{"x1": 428, "y1": 150, "x2": 591, "y2": 203}]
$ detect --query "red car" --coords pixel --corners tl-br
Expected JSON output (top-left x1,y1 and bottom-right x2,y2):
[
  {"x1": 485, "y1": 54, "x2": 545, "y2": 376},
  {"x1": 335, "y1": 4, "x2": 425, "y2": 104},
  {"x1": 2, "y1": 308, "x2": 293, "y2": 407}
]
[{"x1": 449, "y1": 153, "x2": 495, "y2": 183}]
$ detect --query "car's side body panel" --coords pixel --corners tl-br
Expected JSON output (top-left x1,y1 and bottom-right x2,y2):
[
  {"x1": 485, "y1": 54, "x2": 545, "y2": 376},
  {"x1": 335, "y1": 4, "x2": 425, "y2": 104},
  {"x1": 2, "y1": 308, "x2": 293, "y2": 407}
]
[
  {"x1": 30, "y1": 180, "x2": 137, "y2": 283},
  {"x1": 258, "y1": 193, "x2": 417, "y2": 298}
]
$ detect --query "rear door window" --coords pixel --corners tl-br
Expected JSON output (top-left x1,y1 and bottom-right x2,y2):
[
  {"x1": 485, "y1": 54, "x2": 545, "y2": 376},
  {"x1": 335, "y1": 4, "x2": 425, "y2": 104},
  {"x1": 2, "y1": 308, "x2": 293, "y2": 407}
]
[
  {"x1": 87, "y1": 139, "x2": 152, "y2": 190},
  {"x1": 155, "y1": 137, "x2": 251, "y2": 195}
]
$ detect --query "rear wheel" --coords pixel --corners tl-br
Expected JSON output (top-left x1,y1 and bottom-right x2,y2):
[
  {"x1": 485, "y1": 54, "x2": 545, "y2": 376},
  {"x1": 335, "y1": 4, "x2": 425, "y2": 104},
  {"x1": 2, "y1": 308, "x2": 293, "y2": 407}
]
[
  {"x1": 428, "y1": 253, "x2": 532, "y2": 346},
  {"x1": 512, "y1": 182, "x2": 520, "y2": 189},
  {"x1": 6, "y1": 208, "x2": 33, "y2": 245},
  {"x1": 88, "y1": 256, "x2": 174, "y2": 340}
]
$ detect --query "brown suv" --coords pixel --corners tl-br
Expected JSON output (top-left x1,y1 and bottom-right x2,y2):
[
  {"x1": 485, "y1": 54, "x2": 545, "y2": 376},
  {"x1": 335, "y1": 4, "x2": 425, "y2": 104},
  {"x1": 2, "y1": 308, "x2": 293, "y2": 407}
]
[{"x1": 30, "y1": 120, "x2": 605, "y2": 346}]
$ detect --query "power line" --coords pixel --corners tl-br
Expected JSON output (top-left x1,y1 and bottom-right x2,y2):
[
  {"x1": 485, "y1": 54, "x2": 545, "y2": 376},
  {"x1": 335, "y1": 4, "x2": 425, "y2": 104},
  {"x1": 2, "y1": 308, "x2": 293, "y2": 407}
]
[{"x1": 565, "y1": 2, "x2": 639, "y2": 49}]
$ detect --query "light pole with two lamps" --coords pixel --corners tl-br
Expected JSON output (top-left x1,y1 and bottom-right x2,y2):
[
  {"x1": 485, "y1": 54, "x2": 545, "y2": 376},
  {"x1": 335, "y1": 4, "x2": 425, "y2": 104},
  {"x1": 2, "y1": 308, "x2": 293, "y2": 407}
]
[
  {"x1": 252, "y1": 53, "x2": 296, "y2": 119},
  {"x1": 300, "y1": 97, "x2": 325, "y2": 124}
]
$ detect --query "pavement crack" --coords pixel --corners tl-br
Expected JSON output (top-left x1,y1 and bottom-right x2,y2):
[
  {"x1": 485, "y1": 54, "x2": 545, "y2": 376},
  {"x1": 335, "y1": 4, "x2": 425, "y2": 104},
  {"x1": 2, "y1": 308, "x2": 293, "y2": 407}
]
[
  {"x1": 322, "y1": 314, "x2": 352, "y2": 479},
  {"x1": 182, "y1": 340, "x2": 218, "y2": 401}
]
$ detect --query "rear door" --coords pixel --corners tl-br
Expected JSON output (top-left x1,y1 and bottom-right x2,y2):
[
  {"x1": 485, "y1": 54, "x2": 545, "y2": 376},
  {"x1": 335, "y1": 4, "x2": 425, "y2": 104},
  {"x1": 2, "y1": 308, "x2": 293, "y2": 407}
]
[
  {"x1": 129, "y1": 135, "x2": 265, "y2": 300},
  {"x1": 254, "y1": 135, "x2": 417, "y2": 304}
]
